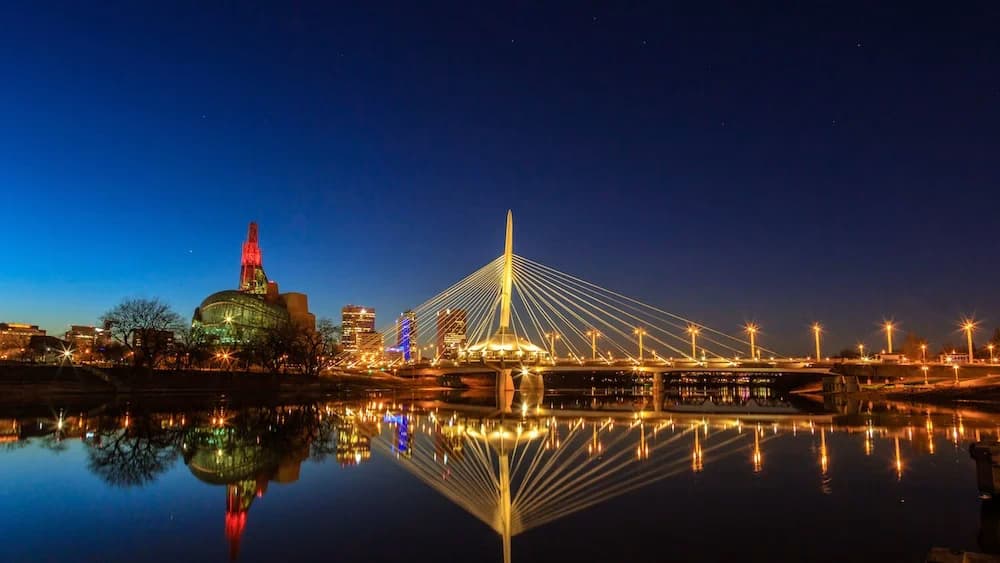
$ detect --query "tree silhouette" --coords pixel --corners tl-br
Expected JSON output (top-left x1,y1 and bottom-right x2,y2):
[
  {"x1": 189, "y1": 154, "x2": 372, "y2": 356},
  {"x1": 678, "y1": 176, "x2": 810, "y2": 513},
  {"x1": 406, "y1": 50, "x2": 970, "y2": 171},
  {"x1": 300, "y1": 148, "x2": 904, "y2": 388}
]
[{"x1": 86, "y1": 416, "x2": 182, "y2": 487}]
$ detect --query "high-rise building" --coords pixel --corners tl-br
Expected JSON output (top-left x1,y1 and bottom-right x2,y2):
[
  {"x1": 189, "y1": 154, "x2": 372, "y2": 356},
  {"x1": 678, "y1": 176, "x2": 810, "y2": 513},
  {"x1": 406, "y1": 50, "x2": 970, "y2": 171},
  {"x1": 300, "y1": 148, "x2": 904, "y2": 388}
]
[
  {"x1": 341, "y1": 306, "x2": 376, "y2": 354},
  {"x1": 436, "y1": 308, "x2": 467, "y2": 358},
  {"x1": 395, "y1": 310, "x2": 417, "y2": 361}
]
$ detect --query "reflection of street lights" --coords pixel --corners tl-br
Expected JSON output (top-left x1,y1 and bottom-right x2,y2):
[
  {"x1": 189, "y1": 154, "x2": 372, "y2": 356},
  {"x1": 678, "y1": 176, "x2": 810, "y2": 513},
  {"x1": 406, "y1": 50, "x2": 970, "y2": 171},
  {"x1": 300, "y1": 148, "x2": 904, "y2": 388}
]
[
  {"x1": 921, "y1": 365, "x2": 929, "y2": 386},
  {"x1": 953, "y1": 364, "x2": 960, "y2": 385}
]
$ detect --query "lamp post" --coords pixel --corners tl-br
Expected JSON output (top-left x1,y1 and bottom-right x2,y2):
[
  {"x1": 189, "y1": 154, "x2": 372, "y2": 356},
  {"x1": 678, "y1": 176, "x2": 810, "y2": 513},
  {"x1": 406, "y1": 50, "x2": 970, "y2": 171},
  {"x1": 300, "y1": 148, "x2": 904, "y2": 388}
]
[
  {"x1": 634, "y1": 328, "x2": 646, "y2": 363},
  {"x1": 812, "y1": 323, "x2": 822, "y2": 362},
  {"x1": 858, "y1": 343, "x2": 865, "y2": 360},
  {"x1": 884, "y1": 322, "x2": 895, "y2": 354},
  {"x1": 587, "y1": 329, "x2": 600, "y2": 361},
  {"x1": 546, "y1": 332, "x2": 559, "y2": 363},
  {"x1": 962, "y1": 320, "x2": 976, "y2": 364},
  {"x1": 989, "y1": 344, "x2": 996, "y2": 364},
  {"x1": 687, "y1": 325, "x2": 699, "y2": 360},
  {"x1": 920, "y1": 343, "x2": 927, "y2": 363},
  {"x1": 745, "y1": 323, "x2": 759, "y2": 360}
]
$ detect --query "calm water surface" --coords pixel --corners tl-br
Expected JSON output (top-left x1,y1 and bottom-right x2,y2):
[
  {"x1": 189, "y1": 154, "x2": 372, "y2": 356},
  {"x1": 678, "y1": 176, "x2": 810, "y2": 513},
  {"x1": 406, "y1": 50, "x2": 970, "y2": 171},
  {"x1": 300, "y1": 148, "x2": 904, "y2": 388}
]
[{"x1": 1, "y1": 388, "x2": 997, "y2": 562}]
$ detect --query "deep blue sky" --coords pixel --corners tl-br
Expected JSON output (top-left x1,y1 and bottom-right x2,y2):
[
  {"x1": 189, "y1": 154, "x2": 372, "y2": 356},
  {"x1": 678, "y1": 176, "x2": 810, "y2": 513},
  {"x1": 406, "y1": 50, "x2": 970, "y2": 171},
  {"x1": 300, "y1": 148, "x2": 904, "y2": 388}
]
[{"x1": 2, "y1": 2, "x2": 998, "y2": 353}]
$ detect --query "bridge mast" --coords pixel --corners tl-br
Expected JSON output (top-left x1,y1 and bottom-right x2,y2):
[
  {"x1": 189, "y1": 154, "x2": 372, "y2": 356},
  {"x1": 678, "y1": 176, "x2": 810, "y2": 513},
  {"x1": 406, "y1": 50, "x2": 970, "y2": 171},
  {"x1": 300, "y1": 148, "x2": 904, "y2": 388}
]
[{"x1": 499, "y1": 210, "x2": 514, "y2": 335}]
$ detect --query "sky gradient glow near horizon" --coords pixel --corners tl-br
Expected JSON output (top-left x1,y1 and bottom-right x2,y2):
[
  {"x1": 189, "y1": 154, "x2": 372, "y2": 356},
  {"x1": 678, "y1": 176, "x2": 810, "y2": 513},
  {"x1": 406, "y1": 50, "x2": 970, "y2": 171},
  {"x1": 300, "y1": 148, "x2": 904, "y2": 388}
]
[{"x1": 2, "y1": 3, "x2": 999, "y2": 353}]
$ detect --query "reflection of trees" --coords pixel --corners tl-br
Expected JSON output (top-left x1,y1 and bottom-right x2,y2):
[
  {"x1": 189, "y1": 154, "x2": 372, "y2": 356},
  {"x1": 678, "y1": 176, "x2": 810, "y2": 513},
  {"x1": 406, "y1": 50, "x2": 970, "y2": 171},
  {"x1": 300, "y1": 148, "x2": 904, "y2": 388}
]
[
  {"x1": 81, "y1": 404, "x2": 341, "y2": 490},
  {"x1": 86, "y1": 416, "x2": 183, "y2": 488}
]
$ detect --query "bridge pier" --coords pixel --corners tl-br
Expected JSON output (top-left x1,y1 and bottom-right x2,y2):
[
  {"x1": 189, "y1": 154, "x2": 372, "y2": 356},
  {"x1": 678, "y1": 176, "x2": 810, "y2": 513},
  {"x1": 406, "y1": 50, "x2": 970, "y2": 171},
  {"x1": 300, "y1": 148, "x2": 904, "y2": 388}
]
[{"x1": 496, "y1": 368, "x2": 515, "y2": 413}]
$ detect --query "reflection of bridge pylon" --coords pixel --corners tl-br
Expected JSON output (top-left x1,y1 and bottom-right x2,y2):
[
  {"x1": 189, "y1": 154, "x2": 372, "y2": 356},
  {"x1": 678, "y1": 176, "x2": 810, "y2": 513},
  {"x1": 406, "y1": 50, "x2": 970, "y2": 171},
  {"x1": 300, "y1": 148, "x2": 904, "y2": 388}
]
[{"x1": 370, "y1": 410, "x2": 755, "y2": 563}]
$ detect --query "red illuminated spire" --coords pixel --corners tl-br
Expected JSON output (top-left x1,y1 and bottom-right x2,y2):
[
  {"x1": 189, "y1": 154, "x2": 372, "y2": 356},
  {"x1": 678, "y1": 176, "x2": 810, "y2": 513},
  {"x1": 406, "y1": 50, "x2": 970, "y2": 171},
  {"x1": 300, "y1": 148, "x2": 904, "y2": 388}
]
[
  {"x1": 239, "y1": 222, "x2": 266, "y2": 293},
  {"x1": 225, "y1": 484, "x2": 249, "y2": 561}
]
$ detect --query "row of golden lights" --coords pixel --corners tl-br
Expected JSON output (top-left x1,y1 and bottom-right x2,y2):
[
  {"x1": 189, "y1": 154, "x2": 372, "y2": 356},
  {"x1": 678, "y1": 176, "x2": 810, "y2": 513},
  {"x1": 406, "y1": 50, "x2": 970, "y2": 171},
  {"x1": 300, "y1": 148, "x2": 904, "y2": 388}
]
[
  {"x1": 348, "y1": 317, "x2": 991, "y2": 371},
  {"x1": 349, "y1": 401, "x2": 982, "y2": 477}
]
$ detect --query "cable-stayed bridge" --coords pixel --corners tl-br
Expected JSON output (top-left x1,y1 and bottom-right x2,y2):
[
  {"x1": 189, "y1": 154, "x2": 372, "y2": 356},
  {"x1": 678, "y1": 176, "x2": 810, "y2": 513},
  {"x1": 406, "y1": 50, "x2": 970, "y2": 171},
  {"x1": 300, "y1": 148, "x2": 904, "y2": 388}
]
[{"x1": 337, "y1": 211, "x2": 825, "y2": 377}]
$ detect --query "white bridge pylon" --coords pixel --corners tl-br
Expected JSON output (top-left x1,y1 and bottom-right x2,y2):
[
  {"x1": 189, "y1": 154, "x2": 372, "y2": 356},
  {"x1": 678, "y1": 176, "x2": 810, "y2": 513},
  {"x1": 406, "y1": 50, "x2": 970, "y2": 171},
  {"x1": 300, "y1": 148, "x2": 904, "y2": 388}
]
[{"x1": 372, "y1": 211, "x2": 782, "y2": 365}]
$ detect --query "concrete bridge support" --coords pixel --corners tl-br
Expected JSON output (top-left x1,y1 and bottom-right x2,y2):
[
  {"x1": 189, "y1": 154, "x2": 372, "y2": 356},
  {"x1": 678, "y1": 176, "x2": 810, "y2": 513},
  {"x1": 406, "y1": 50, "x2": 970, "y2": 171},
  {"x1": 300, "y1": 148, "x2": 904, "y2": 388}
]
[{"x1": 496, "y1": 368, "x2": 515, "y2": 413}]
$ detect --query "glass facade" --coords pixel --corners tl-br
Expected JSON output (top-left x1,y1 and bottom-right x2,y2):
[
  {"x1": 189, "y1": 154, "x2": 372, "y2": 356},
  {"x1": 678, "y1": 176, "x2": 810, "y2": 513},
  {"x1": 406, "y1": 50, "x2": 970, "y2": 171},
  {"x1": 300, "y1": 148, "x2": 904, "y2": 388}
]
[{"x1": 194, "y1": 291, "x2": 290, "y2": 344}]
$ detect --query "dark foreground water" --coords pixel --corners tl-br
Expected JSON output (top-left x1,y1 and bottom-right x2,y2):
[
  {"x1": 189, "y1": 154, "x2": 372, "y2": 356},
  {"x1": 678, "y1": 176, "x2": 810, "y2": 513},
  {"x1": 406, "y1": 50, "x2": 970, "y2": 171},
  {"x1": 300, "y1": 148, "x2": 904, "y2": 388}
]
[{"x1": 1, "y1": 389, "x2": 998, "y2": 562}]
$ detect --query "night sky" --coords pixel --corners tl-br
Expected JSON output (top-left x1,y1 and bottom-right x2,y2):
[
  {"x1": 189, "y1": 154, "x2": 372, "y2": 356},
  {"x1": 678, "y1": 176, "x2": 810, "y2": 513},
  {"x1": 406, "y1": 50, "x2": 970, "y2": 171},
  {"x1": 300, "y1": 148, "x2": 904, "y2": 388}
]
[{"x1": 2, "y1": 3, "x2": 998, "y2": 354}]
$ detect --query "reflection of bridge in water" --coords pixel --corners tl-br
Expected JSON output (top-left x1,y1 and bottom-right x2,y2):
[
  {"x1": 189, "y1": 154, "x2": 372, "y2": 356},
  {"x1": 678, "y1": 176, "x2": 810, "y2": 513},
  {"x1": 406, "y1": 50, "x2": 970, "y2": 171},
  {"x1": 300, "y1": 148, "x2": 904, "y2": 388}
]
[
  {"x1": 6, "y1": 400, "x2": 1000, "y2": 561},
  {"x1": 352, "y1": 398, "x2": 997, "y2": 563}
]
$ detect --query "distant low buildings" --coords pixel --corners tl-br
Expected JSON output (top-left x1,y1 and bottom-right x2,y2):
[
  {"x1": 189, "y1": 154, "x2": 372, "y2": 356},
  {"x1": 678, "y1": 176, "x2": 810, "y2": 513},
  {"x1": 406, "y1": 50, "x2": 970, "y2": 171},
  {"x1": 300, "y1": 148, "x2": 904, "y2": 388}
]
[
  {"x1": 63, "y1": 325, "x2": 111, "y2": 360},
  {"x1": 940, "y1": 352, "x2": 970, "y2": 363},
  {"x1": 0, "y1": 322, "x2": 45, "y2": 359}
]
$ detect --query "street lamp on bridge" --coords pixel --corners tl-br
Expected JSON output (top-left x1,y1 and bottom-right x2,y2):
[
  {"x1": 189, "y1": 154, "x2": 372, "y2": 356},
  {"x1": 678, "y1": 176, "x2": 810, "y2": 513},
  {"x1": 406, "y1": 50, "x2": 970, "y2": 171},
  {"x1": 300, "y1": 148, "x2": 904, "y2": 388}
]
[
  {"x1": 586, "y1": 329, "x2": 600, "y2": 361},
  {"x1": 883, "y1": 321, "x2": 895, "y2": 354},
  {"x1": 858, "y1": 342, "x2": 866, "y2": 360},
  {"x1": 812, "y1": 323, "x2": 822, "y2": 361},
  {"x1": 687, "y1": 325, "x2": 700, "y2": 360},
  {"x1": 545, "y1": 332, "x2": 560, "y2": 364},
  {"x1": 745, "y1": 323, "x2": 759, "y2": 360},
  {"x1": 961, "y1": 318, "x2": 978, "y2": 364},
  {"x1": 989, "y1": 344, "x2": 995, "y2": 364},
  {"x1": 634, "y1": 327, "x2": 646, "y2": 363},
  {"x1": 920, "y1": 343, "x2": 927, "y2": 363}
]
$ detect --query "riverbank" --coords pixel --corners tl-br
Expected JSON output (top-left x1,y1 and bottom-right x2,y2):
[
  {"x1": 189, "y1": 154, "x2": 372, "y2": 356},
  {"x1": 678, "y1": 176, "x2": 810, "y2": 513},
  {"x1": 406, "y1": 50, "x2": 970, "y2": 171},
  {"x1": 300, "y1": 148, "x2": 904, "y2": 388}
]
[
  {"x1": 885, "y1": 383, "x2": 1000, "y2": 412},
  {"x1": 0, "y1": 363, "x2": 444, "y2": 409}
]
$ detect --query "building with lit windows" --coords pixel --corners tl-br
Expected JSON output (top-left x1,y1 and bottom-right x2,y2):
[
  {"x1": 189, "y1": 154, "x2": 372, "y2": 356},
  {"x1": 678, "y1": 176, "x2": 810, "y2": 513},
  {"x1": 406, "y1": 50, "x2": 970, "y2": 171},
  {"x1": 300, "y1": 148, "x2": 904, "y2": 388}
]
[
  {"x1": 341, "y1": 306, "x2": 375, "y2": 355},
  {"x1": 357, "y1": 332, "x2": 384, "y2": 361},
  {"x1": 395, "y1": 310, "x2": 418, "y2": 361},
  {"x1": 0, "y1": 322, "x2": 45, "y2": 359},
  {"x1": 63, "y1": 325, "x2": 110, "y2": 360},
  {"x1": 192, "y1": 222, "x2": 315, "y2": 344},
  {"x1": 436, "y1": 308, "x2": 467, "y2": 358}
]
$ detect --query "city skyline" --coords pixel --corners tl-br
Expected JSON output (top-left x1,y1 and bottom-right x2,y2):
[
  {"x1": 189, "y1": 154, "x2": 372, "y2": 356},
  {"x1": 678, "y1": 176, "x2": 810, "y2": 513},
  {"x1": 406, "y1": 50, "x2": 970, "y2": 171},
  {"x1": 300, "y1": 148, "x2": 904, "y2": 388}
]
[{"x1": 2, "y1": 4, "x2": 999, "y2": 352}]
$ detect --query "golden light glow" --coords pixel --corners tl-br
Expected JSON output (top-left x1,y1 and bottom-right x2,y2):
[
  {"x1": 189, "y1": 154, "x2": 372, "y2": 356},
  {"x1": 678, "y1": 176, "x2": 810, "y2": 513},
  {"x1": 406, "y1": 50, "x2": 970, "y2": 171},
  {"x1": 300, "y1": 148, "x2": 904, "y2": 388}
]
[{"x1": 883, "y1": 321, "x2": 895, "y2": 353}]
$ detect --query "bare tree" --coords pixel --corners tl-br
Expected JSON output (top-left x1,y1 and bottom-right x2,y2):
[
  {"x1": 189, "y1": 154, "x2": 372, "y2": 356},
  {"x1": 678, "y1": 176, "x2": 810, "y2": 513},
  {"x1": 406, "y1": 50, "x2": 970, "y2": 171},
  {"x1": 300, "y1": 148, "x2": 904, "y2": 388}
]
[
  {"x1": 294, "y1": 318, "x2": 340, "y2": 377},
  {"x1": 172, "y1": 324, "x2": 209, "y2": 371},
  {"x1": 101, "y1": 298, "x2": 182, "y2": 368},
  {"x1": 250, "y1": 324, "x2": 298, "y2": 374}
]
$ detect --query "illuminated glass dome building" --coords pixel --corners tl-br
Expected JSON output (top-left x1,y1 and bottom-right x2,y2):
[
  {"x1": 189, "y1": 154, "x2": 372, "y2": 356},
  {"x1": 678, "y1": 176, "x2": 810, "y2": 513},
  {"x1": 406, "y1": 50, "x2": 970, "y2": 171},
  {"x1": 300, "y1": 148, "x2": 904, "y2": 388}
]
[{"x1": 193, "y1": 222, "x2": 315, "y2": 344}]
